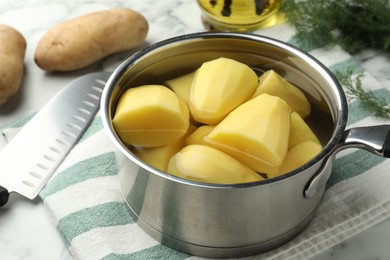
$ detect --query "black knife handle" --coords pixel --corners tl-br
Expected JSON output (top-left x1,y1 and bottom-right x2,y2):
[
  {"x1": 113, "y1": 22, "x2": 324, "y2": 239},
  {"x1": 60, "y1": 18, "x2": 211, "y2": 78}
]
[{"x1": 0, "y1": 186, "x2": 9, "y2": 207}]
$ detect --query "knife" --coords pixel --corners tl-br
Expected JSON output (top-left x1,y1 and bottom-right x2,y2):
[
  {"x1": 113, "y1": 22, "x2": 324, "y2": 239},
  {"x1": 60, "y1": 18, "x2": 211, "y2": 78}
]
[{"x1": 0, "y1": 72, "x2": 111, "y2": 206}]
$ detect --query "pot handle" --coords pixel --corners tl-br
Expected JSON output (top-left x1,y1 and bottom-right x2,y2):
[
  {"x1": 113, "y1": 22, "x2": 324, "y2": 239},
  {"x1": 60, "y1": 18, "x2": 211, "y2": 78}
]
[
  {"x1": 304, "y1": 124, "x2": 390, "y2": 199},
  {"x1": 340, "y1": 125, "x2": 390, "y2": 157}
]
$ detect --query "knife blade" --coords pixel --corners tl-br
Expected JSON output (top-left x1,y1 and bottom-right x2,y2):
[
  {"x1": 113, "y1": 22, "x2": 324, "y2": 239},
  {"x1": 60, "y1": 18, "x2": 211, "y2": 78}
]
[{"x1": 0, "y1": 72, "x2": 111, "y2": 206}]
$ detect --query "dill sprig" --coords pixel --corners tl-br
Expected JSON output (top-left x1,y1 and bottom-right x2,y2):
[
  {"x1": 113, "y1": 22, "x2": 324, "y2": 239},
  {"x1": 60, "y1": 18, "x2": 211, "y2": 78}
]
[
  {"x1": 280, "y1": 0, "x2": 390, "y2": 53},
  {"x1": 335, "y1": 67, "x2": 390, "y2": 117},
  {"x1": 280, "y1": 0, "x2": 390, "y2": 118}
]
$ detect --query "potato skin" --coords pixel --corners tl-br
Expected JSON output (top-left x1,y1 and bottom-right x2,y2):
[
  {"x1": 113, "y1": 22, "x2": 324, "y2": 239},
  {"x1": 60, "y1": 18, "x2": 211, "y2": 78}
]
[
  {"x1": 0, "y1": 24, "x2": 26, "y2": 106},
  {"x1": 34, "y1": 8, "x2": 148, "y2": 72}
]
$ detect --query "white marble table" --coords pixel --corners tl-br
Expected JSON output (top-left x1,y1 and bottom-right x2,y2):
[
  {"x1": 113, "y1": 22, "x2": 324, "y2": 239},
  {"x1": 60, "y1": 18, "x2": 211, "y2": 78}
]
[{"x1": 1, "y1": 0, "x2": 390, "y2": 259}]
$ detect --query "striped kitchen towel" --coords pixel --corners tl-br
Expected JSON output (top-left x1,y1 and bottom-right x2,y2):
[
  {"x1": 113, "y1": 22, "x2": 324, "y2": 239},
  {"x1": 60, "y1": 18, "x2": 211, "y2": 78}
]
[{"x1": 3, "y1": 23, "x2": 390, "y2": 260}]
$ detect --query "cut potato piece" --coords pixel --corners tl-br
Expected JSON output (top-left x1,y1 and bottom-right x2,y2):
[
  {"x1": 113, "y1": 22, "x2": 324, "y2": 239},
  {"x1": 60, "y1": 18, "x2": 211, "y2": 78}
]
[
  {"x1": 206, "y1": 93, "x2": 291, "y2": 174},
  {"x1": 168, "y1": 144, "x2": 264, "y2": 184},
  {"x1": 132, "y1": 143, "x2": 184, "y2": 172},
  {"x1": 185, "y1": 125, "x2": 215, "y2": 146},
  {"x1": 132, "y1": 125, "x2": 196, "y2": 172},
  {"x1": 165, "y1": 71, "x2": 196, "y2": 104},
  {"x1": 112, "y1": 85, "x2": 190, "y2": 147},
  {"x1": 289, "y1": 112, "x2": 321, "y2": 149},
  {"x1": 252, "y1": 70, "x2": 311, "y2": 118},
  {"x1": 278, "y1": 141, "x2": 322, "y2": 175},
  {"x1": 189, "y1": 57, "x2": 258, "y2": 124}
]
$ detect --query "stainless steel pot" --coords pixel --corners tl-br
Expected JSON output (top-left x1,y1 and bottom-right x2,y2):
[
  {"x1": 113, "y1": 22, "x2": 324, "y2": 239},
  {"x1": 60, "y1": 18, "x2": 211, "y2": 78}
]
[{"x1": 101, "y1": 32, "x2": 390, "y2": 258}]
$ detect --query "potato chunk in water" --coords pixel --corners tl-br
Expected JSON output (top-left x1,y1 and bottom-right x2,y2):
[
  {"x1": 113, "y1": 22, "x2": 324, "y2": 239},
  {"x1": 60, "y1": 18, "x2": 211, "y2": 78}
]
[
  {"x1": 168, "y1": 144, "x2": 264, "y2": 184},
  {"x1": 112, "y1": 85, "x2": 190, "y2": 147},
  {"x1": 165, "y1": 71, "x2": 196, "y2": 104},
  {"x1": 206, "y1": 94, "x2": 291, "y2": 174},
  {"x1": 279, "y1": 141, "x2": 322, "y2": 175},
  {"x1": 189, "y1": 57, "x2": 258, "y2": 124},
  {"x1": 289, "y1": 111, "x2": 321, "y2": 149},
  {"x1": 252, "y1": 70, "x2": 311, "y2": 118}
]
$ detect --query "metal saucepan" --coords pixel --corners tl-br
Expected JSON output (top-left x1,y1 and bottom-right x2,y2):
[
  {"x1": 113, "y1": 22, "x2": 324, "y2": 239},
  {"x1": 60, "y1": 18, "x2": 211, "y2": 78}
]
[{"x1": 101, "y1": 32, "x2": 390, "y2": 258}]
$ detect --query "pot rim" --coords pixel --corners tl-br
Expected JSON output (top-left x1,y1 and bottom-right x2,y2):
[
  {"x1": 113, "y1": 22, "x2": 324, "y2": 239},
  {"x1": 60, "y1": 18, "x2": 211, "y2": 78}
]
[{"x1": 101, "y1": 31, "x2": 348, "y2": 188}]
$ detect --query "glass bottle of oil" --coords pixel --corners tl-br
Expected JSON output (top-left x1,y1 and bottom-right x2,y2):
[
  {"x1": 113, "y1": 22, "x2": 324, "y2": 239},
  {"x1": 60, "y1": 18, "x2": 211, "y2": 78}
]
[{"x1": 197, "y1": 0, "x2": 282, "y2": 32}]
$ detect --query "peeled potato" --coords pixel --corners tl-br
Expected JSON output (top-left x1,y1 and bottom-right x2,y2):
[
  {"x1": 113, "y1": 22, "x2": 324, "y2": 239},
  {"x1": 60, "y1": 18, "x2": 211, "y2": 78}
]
[
  {"x1": 35, "y1": 8, "x2": 148, "y2": 71},
  {"x1": 185, "y1": 125, "x2": 215, "y2": 146},
  {"x1": 0, "y1": 24, "x2": 26, "y2": 106},
  {"x1": 289, "y1": 111, "x2": 321, "y2": 149},
  {"x1": 206, "y1": 93, "x2": 291, "y2": 174},
  {"x1": 132, "y1": 125, "x2": 196, "y2": 172},
  {"x1": 168, "y1": 144, "x2": 264, "y2": 184},
  {"x1": 189, "y1": 57, "x2": 258, "y2": 124},
  {"x1": 112, "y1": 85, "x2": 190, "y2": 147},
  {"x1": 165, "y1": 71, "x2": 196, "y2": 104},
  {"x1": 252, "y1": 70, "x2": 311, "y2": 118},
  {"x1": 279, "y1": 141, "x2": 322, "y2": 175}
]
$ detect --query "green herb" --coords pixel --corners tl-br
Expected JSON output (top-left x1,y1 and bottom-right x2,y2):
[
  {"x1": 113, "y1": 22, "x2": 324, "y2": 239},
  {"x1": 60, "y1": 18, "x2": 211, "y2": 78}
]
[
  {"x1": 335, "y1": 67, "x2": 390, "y2": 117},
  {"x1": 279, "y1": 0, "x2": 390, "y2": 118},
  {"x1": 280, "y1": 0, "x2": 390, "y2": 53}
]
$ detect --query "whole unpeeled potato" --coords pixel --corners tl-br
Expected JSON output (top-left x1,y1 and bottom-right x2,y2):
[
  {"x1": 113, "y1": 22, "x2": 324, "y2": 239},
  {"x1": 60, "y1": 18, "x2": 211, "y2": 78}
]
[
  {"x1": 34, "y1": 8, "x2": 148, "y2": 72},
  {"x1": 0, "y1": 24, "x2": 26, "y2": 106}
]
